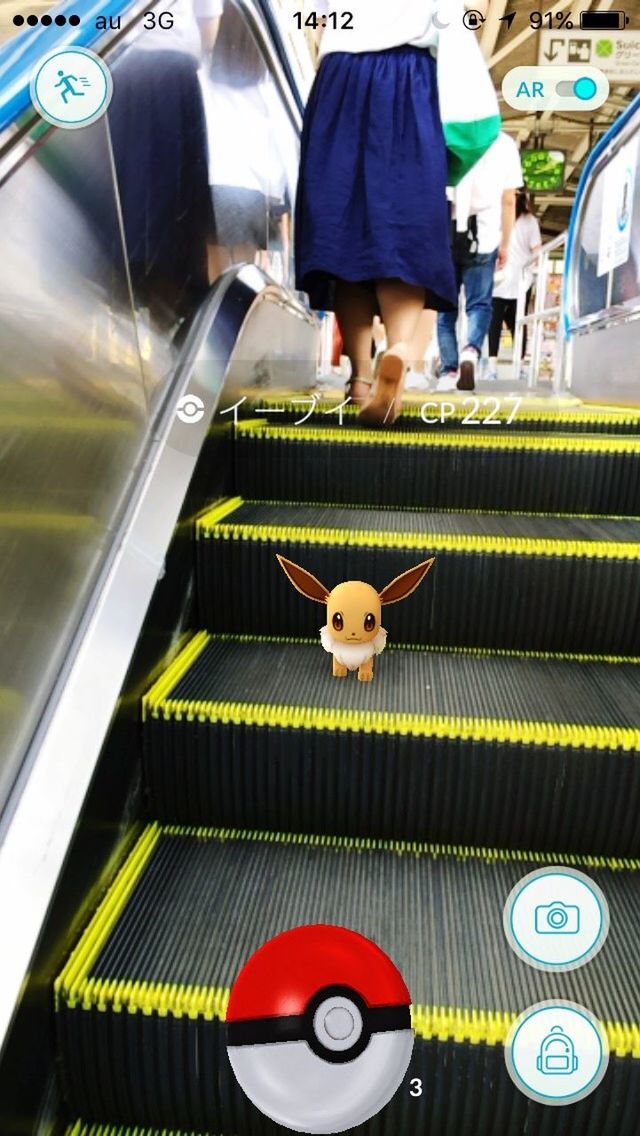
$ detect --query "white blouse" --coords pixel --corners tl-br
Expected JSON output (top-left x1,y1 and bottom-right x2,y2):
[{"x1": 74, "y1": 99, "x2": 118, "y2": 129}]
[{"x1": 307, "y1": 0, "x2": 439, "y2": 56}]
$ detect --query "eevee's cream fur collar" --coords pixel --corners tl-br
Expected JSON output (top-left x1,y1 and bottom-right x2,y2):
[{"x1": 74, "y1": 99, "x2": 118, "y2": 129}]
[{"x1": 320, "y1": 626, "x2": 388, "y2": 670}]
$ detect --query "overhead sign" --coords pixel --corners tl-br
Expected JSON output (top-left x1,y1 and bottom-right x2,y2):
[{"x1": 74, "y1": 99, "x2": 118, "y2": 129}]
[{"x1": 538, "y1": 29, "x2": 640, "y2": 82}]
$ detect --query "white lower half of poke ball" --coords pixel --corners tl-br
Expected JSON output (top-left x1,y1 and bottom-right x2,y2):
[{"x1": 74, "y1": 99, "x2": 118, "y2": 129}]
[
  {"x1": 228, "y1": 1028, "x2": 414, "y2": 1133},
  {"x1": 225, "y1": 925, "x2": 415, "y2": 1134}
]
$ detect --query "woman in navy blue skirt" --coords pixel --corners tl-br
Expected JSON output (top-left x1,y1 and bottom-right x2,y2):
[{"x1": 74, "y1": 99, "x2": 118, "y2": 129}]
[{"x1": 296, "y1": 0, "x2": 488, "y2": 424}]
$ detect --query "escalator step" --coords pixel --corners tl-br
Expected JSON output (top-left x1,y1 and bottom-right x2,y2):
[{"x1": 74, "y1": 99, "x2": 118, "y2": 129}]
[
  {"x1": 225, "y1": 390, "x2": 640, "y2": 435},
  {"x1": 65, "y1": 1125, "x2": 211, "y2": 1136},
  {"x1": 142, "y1": 633, "x2": 640, "y2": 855},
  {"x1": 195, "y1": 497, "x2": 640, "y2": 654},
  {"x1": 56, "y1": 824, "x2": 640, "y2": 1135},
  {"x1": 233, "y1": 421, "x2": 640, "y2": 514}
]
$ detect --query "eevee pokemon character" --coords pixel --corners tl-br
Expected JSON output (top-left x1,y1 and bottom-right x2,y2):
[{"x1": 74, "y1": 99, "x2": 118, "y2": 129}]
[{"x1": 276, "y1": 555, "x2": 435, "y2": 682}]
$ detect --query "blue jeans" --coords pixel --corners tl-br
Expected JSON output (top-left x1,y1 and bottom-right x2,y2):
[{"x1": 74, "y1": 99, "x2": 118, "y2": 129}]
[{"x1": 437, "y1": 251, "x2": 498, "y2": 373}]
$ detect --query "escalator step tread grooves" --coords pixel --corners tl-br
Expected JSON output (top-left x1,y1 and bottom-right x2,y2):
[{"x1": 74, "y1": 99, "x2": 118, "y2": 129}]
[
  {"x1": 158, "y1": 638, "x2": 640, "y2": 728},
  {"x1": 198, "y1": 499, "x2": 640, "y2": 539},
  {"x1": 232, "y1": 394, "x2": 640, "y2": 434},
  {"x1": 233, "y1": 426, "x2": 640, "y2": 514},
  {"x1": 141, "y1": 637, "x2": 640, "y2": 853},
  {"x1": 56, "y1": 828, "x2": 640, "y2": 1134},
  {"x1": 194, "y1": 511, "x2": 640, "y2": 655},
  {"x1": 58, "y1": 391, "x2": 640, "y2": 1134},
  {"x1": 65, "y1": 1124, "x2": 219, "y2": 1135}
]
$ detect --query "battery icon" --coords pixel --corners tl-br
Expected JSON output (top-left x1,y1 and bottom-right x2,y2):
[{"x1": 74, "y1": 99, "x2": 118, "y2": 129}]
[{"x1": 579, "y1": 10, "x2": 629, "y2": 29}]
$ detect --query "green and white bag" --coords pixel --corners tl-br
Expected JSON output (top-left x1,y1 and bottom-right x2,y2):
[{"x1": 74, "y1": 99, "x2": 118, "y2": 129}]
[{"x1": 435, "y1": 0, "x2": 501, "y2": 185}]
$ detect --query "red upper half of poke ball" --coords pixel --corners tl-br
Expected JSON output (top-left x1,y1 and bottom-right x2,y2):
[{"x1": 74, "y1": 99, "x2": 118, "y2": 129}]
[{"x1": 226, "y1": 924, "x2": 412, "y2": 1023}]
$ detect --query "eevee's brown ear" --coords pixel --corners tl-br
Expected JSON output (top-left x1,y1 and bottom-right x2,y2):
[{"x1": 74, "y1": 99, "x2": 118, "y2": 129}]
[
  {"x1": 379, "y1": 559, "x2": 435, "y2": 605},
  {"x1": 276, "y1": 555, "x2": 330, "y2": 603}
]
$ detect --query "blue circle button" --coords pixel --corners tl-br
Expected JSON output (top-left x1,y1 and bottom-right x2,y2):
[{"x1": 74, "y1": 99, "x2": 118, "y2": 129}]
[
  {"x1": 505, "y1": 1001, "x2": 609, "y2": 1106},
  {"x1": 574, "y1": 76, "x2": 598, "y2": 101},
  {"x1": 503, "y1": 866, "x2": 609, "y2": 972},
  {"x1": 30, "y1": 47, "x2": 112, "y2": 130}
]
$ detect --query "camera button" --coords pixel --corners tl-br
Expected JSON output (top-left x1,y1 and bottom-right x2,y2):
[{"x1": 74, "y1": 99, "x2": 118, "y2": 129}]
[{"x1": 503, "y1": 866, "x2": 609, "y2": 973}]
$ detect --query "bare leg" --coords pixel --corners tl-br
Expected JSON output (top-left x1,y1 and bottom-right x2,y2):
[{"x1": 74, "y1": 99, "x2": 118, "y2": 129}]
[
  {"x1": 359, "y1": 279, "x2": 425, "y2": 427},
  {"x1": 372, "y1": 315, "x2": 386, "y2": 352},
  {"x1": 231, "y1": 242, "x2": 259, "y2": 265},
  {"x1": 376, "y1": 279, "x2": 425, "y2": 349},
  {"x1": 409, "y1": 310, "x2": 436, "y2": 374},
  {"x1": 208, "y1": 242, "x2": 259, "y2": 285},
  {"x1": 335, "y1": 281, "x2": 377, "y2": 402},
  {"x1": 207, "y1": 244, "x2": 232, "y2": 284}
]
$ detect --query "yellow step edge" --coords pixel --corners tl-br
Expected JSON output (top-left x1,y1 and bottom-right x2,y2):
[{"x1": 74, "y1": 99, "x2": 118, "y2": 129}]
[
  {"x1": 152, "y1": 693, "x2": 640, "y2": 752},
  {"x1": 65, "y1": 1126, "x2": 197, "y2": 1136},
  {"x1": 196, "y1": 515, "x2": 640, "y2": 562},
  {"x1": 158, "y1": 822, "x2": 640, "y2": 871},
  {"x1": 60, "y1": 977, "x2": 640, "y2": 1057},
  {"x1": 236, "y1": 420, "x2": 640, "y2": 454},
  {"x1": 56, "y1": 824, "x2": 640, "y2": 1056},
  {"x1": 195, "y1": 494, "x2": 244, "y2": 527},
  {"x1": 142, "y1": 632, "x2": 211, "y2": 722},
  {"x1": 54, "y1": 824, "x2": 161, "y2": 1010},
  {"x1": 237, "y1": 390, "x2": 640, "y2": 423}
]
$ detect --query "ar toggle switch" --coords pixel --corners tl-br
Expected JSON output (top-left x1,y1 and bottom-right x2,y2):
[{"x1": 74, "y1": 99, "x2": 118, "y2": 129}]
[
  {"x1": 503, "y1": 66, "x2": 609, "y2": 112},
  {"x1": 556, "y1": 76, "x2": 598, "y2": 100}
]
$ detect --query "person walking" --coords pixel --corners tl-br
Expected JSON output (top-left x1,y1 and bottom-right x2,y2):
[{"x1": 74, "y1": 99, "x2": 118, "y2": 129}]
[
  {"x1": 487, "y1": 189, "x2": 541, "y2": 379},
  {"x1": 436, "y1": 130, "x2": 523, "y2": 392},
  {"x1": 295, "y1": 0, "x2": 490, "y2": 426}
]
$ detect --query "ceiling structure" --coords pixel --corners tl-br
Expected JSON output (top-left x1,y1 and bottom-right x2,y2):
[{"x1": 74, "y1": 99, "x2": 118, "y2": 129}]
[
  {"x1": 481, "y1": 0, "x2": 638, "y2": 236},
  {"x1": 0, "y1": 0, "x2": 637, "y2": 237}
]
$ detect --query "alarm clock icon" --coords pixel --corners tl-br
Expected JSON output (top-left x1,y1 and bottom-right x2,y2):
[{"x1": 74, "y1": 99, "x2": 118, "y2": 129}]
[{"x1": 226, "y1": 924, "x2": 415, "y2": 1133}]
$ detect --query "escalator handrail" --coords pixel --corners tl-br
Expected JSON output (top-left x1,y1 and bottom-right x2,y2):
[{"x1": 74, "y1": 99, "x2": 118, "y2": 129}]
[
  {"x1": 0, "y1": 0, "x2": 143, "y2": 134},
  {"x1": 254, "y1": 0, "x2": 305, "y2": 118},
  {"x1": 562, "y1": 90, "x2": 640, "y2": 338},
  {"x1": 0, "y1": 0, "x2": 312, "y2": 1054}
]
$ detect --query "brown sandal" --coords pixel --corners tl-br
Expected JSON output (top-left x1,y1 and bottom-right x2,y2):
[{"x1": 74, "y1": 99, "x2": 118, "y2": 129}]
[
  {"x1": 358, "y1": 344, "x2": 408, "y2": 428},
  {"x1": 345, "y1": 377, "x2": 373, "y2": 406}
]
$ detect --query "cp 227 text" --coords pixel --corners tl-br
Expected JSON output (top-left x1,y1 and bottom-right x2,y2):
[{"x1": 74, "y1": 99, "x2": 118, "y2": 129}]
[{"x1": 421, "y1": 398, "x2": 523, "y2": 426}]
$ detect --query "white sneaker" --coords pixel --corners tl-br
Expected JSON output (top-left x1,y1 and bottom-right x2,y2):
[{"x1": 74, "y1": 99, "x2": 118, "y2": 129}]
[
  {"x1": 405, "y1": 369, "x2": 430, "y2": 392},
  {"x1": 485, "y1": 368, "x2": 498, "y2": 382},
  {"x1": 436, "y1": 371, "x2": 458, "y2": 392},
  {"x1": 458, "y1": 347, "x2": 478, "y2": 391}
]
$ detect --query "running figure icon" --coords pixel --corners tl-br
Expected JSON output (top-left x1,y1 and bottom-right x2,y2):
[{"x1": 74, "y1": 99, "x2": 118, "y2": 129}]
[
  {"x1": 54, "y1": 70, "x2": 88, "y2": 104},
  {"x1": 31, "y1": 47, "x2": 112, "y2": 129}
]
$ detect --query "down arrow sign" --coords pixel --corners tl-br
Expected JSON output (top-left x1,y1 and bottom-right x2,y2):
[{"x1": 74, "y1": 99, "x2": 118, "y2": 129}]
[{"x1": 545, "y1": 39, "x2": 564, "y2": 62}]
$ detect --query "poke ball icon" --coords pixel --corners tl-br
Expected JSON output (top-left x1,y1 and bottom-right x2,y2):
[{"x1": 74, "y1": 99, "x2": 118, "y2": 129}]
[{"x1": 226, "y1": 924, "x2": 415, "y2": 1133}]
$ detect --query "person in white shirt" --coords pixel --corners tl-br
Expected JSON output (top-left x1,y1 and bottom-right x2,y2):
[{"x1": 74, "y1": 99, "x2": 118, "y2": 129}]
[
  {"x1": 488, "y1": 190, "x2": 541, "y2": 378},
  {"x1": 296, "y1": 0, "x2": 489, "y2": 425},
  {"x1": 437, "y1": 130, "x2": 523, "y2": 391}
]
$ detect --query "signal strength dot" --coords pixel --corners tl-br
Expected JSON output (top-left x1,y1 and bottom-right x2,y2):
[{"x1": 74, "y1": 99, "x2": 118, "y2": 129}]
[{"x1": 13, "y1": 12, "x2": 81, "y2": 26}]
